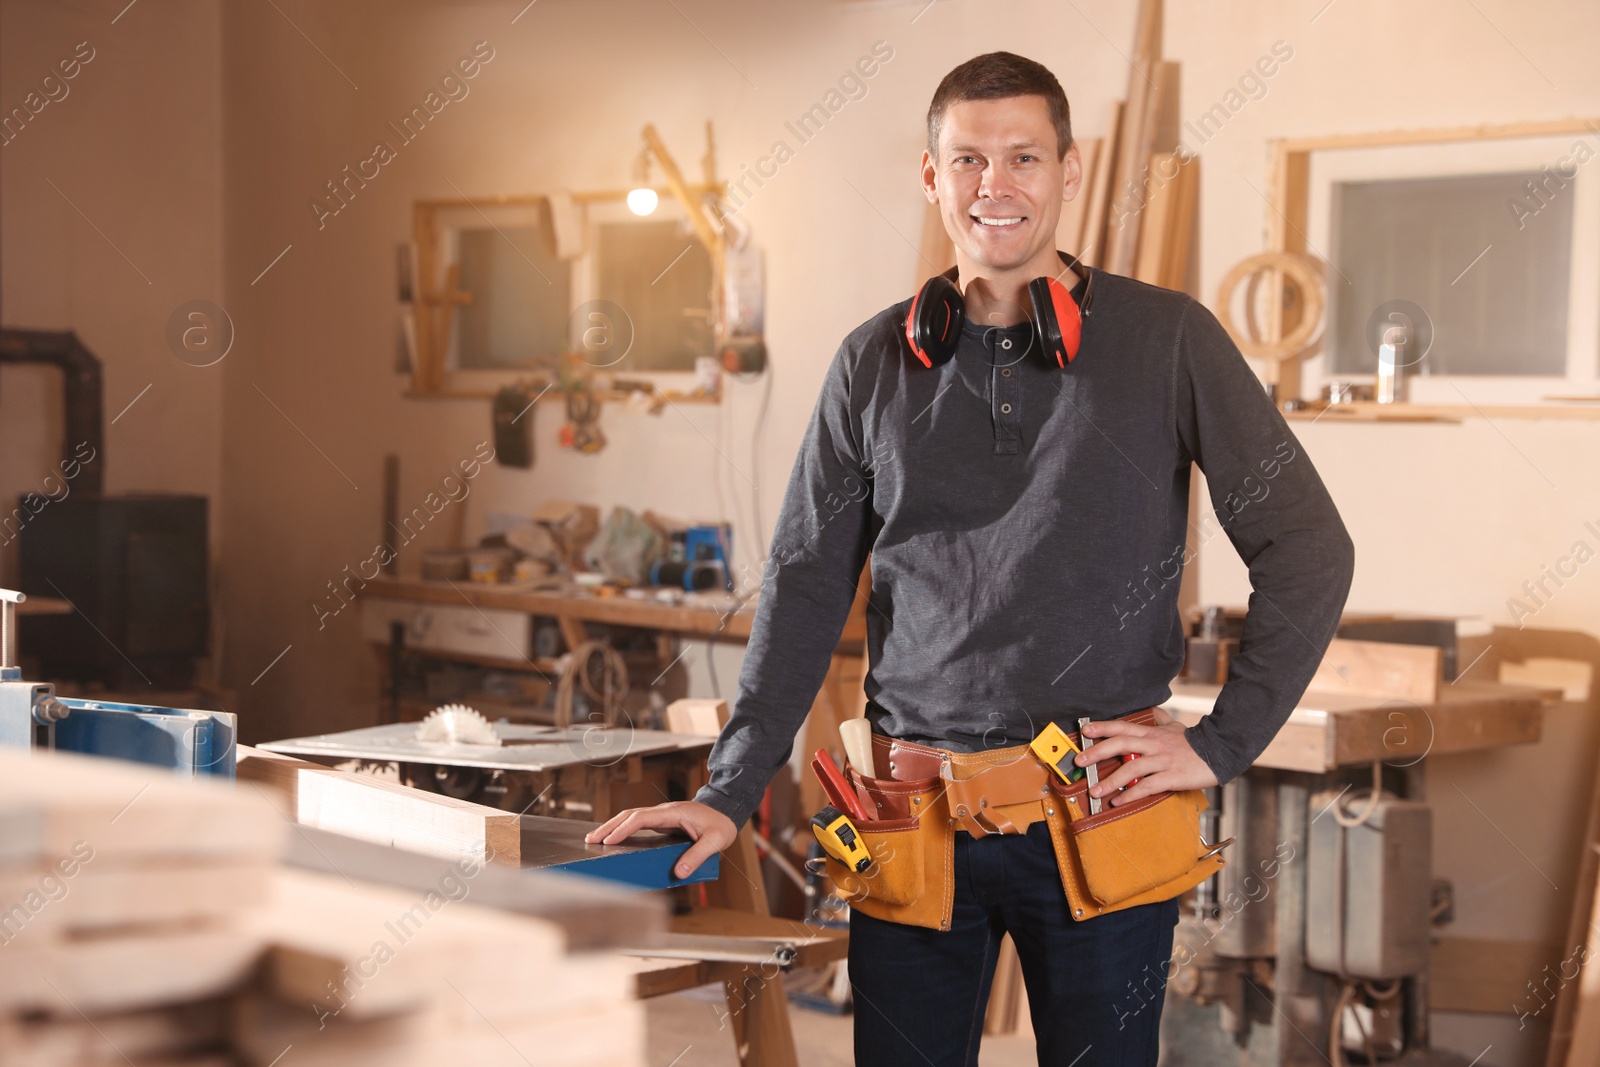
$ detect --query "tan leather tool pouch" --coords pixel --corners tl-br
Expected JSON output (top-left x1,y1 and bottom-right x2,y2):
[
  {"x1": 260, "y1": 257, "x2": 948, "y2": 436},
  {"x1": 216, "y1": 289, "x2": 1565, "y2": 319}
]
[
  {"x1": 823, "y1": 771, "x2": 956, "y2": 931},
  {"x1": 1044, "y1": 769, "x2": 1226, "y2": 920}
]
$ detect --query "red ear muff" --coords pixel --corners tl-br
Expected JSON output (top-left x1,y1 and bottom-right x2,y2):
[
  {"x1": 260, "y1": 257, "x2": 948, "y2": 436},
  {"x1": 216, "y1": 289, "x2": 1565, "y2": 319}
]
[
  {"x1": 906, "y1": 274, "x2": 963, "y2": 368},
  {"x1": 1027, "y1": 275, "x2": 1084, "y2": 368}
]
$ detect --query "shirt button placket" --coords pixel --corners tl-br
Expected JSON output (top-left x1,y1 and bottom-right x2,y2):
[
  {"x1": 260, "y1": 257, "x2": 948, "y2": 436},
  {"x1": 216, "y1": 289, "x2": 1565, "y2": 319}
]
[{"x1": 992, "y1": 331, "x2": 1022, "y2": 455}]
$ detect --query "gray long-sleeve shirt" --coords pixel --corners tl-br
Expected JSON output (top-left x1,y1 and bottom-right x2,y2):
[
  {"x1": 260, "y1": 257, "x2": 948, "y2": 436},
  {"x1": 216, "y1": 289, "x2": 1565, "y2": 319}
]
[{"x1": 694, "y1": 268, "x2": 1355, "y2": 830}]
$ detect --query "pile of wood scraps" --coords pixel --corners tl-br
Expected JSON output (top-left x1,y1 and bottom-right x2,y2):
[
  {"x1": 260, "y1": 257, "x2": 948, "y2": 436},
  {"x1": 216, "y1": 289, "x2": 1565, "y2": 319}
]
[{"x1": 0, "y1": 747, "x2": 652, "y2": 1067}]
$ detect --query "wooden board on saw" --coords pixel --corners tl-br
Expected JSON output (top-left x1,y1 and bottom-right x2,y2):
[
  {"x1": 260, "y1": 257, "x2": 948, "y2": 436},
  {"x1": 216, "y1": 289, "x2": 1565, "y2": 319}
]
[{"x1": 238, "y1": 745, "x2": 521, "y2": 866}]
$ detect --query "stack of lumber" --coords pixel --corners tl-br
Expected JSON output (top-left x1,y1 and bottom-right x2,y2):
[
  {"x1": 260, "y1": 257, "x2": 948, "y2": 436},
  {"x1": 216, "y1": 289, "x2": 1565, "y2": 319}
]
[{"x1": 0, "y1": 747, "x2": 648, "y2": 1067}]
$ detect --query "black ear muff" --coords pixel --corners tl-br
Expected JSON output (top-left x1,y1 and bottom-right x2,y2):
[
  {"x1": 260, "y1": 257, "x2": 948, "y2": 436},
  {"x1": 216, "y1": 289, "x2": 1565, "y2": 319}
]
[
  {"x1": 1027, "y1": 275, "x2": 1084, "y2": 368},
  {"x1": 906, "y1": 274, "x2": 964, "y2": 368}
]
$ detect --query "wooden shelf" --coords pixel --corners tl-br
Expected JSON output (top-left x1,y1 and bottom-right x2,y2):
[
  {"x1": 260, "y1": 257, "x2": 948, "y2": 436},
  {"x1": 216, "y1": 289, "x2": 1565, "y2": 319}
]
[
  {"x1": 1285, "y1": 401, "x2": 1600, "y2": 422},
  {"x1": 364, "y1": 577, "x2": 775, "y2": 643},
  {"x1": 402, "y1": 384, "x2": 720, "y2": 405}
]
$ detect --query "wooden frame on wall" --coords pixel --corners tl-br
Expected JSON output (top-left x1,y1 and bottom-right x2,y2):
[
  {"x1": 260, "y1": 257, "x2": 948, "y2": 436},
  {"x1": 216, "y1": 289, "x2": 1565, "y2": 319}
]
[
  {"x1": 410, "y1": 181, "x2": 726, "y2": 402},
  {"x1": 1268, "y1": 117, "x2": 1600, "y2": 419}
]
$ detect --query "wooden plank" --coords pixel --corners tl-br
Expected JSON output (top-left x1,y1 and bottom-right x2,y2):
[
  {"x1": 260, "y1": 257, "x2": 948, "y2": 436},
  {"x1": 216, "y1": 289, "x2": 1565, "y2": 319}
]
[
  {"x1": 1169, "y1": 679, "x2": 1547, "y2": 771},
  {"x1": 1274, "y1": 116, "x2": 1600, "y2": 155},
  {"x1": 1133, "y1": 151, "x2": 1179, "y2": 285},
  {"x1": 1103, "y1": 0, "x2": 1164, "y2": 275},
  {"x1": 916, "y1": 196, "x2": 956, "y2": 286},
  {"x1": 0, "y1": 747, "x2": 285, "y2": 867},
  {"x1": 1311, "y1": 638, "x2": 1443, "y2": 704},
  {"x1": 1055, "y1": 137, "x2": 1100, "y2": 256},
  {"x1": 0, "y1": 925, "x2": 262, "y2": 1015},
  {"x1": 1147, "y1": 60, "x2": 1181, "y2": 156},
  {"x1": 237, "y1": 747, "x2": 520, "y2": 867},
  {"x1": 0, "y1": 859, "x2": 267, "y2": 938},
  {"x1": 231, "y1": 990, "x2": 644, "y2": 1067},
  {"x1": 1431, "y1": 936, "x2": 1565, "y2": 1014},
  {"x1": 1080, "y1": 101, "x2": 1122, "y2": 266},
  {"x1": 279, "y1": 823, "x2": 665, "y2": 952},
  {"x1": 1566, "y1": 860, "x2": 1600, "y2": 1066},
  {"x1": 1265, "y1": 144, "x2": 1311, "y2": 401},
  {"x1": 257, "y1": 868, "x2": 570, "y2": 1021},
  {"x1": 665, "y1": 698, "x2": 730, "y2": 737},
  {"x1": 0, "y1": 1001, "x2": 228, "y2": 1066},
  {"x1": 1501, "y1": 658, "x2": 1593, "y2": 703},
  {"x1": 1161, "y1": 153, "x2": 1200, "y2": 292}
]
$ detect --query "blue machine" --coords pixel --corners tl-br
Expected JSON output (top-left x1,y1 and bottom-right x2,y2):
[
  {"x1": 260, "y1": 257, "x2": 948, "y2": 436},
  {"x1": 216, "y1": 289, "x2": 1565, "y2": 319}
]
[
  {"x1": 683, "y1": 523, "x2": 733, "y2": 591},
  {"x1": 0, "y1": 590, "x2": 236, "y2": 776}
]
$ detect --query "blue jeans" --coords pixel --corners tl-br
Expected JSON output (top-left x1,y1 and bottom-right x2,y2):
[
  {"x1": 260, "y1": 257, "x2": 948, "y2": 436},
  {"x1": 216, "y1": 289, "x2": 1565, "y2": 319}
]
[{"x1": 848, "y1": 821, "x2": 1179, "y2": 1067}]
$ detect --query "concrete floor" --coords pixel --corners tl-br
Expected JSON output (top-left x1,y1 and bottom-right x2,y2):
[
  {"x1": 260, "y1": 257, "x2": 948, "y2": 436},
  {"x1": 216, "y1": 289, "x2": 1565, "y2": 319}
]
[{"x1": 644, "y1": 986, "x2": 1041, "y2": 1066}]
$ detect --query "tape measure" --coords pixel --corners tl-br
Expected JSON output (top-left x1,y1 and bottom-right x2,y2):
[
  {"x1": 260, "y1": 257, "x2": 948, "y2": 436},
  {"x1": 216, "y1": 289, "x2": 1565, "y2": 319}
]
[
  {"x1": 1029, "y1": 722, "x2": 1086, "y2": 784},
  {"x1": 811, "y1": 806, "x2": 872, "y2": 873}
]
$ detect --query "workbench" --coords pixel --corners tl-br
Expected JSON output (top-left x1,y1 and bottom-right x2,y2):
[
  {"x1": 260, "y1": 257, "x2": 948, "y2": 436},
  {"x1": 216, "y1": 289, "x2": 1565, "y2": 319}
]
[
  {"x1": 360, "y1": 576, "x2": 867, "y2": 726},
  {"x1": 1166, "y1": 676, "x2": 1556, "y2": 1066}
]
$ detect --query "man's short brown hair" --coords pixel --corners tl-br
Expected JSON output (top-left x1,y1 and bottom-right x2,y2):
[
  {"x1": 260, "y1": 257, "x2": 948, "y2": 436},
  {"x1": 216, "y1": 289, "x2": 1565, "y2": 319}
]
[{"x1": 926, "y1": 52, "x2": 1073, "y2": 161}]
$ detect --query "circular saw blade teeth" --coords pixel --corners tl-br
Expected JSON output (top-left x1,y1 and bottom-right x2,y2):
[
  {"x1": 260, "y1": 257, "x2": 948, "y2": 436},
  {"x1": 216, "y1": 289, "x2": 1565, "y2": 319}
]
[{"x1": 416, "y1": 703, "x2": 502, "y2": 746}]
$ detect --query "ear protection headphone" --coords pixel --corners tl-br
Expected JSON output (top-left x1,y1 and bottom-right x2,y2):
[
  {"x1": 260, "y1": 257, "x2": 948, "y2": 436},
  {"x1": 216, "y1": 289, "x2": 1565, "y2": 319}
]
[{"x1": 904, "y1": 250, "x2": 1097, "y2": 370}]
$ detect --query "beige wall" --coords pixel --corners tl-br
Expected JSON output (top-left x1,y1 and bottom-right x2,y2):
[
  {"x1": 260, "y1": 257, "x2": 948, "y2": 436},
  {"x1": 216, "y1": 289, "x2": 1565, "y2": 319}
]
[
  {"x1": 0, "y1": 0, "x2": 224, "y2": 582},
  {"x1": 6, "y1": 2, "x2": 1600, "y2": 1061},
  {"x1": 215, "y1": 0, "x2": 1138, "y2": 741}
]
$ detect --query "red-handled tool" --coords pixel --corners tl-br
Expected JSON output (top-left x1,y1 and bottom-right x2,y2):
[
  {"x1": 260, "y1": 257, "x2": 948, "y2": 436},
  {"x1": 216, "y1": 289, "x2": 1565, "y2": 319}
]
[{"x1": 812, "y1": 749, "x2": 873, "y2": 823}]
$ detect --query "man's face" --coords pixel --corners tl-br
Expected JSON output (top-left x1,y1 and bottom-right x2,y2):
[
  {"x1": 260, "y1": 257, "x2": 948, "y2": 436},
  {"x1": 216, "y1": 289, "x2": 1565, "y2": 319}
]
[{"x1": 921, "y1": 95, "x2": 1081, "y2": 274}]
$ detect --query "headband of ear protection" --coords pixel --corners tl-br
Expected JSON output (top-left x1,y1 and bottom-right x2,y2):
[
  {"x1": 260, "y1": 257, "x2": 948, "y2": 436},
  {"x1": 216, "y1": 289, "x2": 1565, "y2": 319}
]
[{"x1": 904, "y1": 250, "x2": 1097, "y2": 370}]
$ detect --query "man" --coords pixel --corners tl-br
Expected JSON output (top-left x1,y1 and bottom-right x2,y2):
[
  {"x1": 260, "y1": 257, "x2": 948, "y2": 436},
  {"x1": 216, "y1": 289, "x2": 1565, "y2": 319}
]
[{"x1": 588, "y1": 52, "x2": 1354, "y2": 1066}]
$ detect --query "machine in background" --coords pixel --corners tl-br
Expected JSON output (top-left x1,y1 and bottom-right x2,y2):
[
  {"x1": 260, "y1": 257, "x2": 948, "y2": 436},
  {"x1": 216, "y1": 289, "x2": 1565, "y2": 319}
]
[{"x1": 0, "y1": 589, "x2": 235, "y2": 776}]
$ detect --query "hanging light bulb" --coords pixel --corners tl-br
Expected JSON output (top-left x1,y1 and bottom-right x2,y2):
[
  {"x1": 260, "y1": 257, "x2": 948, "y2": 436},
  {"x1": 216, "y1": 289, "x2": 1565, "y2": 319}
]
[
  {"x1": 627, "y1": 143, "x2": 657, "y2": 215},
  {"x1": 627, "y1": 187, "x2": 658, "y2": 216}
]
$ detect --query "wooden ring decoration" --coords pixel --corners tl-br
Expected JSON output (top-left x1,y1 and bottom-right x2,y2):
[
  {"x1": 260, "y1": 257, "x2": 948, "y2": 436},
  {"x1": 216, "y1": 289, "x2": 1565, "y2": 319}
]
[{"x1": 1215, "y1": 251, "x2": 1325, "y2": 362}]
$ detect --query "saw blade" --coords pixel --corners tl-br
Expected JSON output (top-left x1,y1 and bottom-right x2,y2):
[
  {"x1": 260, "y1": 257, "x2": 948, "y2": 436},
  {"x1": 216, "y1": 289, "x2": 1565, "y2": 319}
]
[{"x1": 416, "y1": 704, "x2": 502, "y2": 747}]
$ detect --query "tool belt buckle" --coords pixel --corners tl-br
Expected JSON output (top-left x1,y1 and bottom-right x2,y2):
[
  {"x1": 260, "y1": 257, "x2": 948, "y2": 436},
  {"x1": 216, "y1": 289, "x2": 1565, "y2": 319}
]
[{"x1": 940, "y1": 748, "x2": 1049, "y2": 838}]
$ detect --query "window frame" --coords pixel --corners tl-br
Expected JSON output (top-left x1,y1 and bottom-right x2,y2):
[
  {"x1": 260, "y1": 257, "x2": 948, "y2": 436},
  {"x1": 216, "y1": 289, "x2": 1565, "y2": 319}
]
[
  {"x1": 1264, "y1": 118, "x2": 1600, "y2": 414},
  {"x1": 1303, "y1": 134, "x2": 1599, "y2": 406}
]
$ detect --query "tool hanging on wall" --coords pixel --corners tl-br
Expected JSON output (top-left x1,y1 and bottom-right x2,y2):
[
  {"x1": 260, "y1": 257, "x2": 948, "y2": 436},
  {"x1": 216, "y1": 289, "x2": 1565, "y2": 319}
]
[
  {"x1": 559, "y1": 384, "x2": 606, "y2": 454},
  {"x1": 491, "y1": 385, "x2": 536, "y2": 468}
]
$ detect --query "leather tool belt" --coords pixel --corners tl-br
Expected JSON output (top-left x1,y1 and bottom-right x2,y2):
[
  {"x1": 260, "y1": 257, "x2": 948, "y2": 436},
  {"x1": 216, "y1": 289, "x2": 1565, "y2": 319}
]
[{"x1": 823, "y1": 707, "x2": 1229, "y2": 931}]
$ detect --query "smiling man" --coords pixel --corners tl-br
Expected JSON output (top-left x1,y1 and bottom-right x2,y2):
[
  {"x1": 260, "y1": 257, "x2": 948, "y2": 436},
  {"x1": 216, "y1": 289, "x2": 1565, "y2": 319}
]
[{"x1": 589, "y1": 52, "x2": 1353, "y2": 1066}]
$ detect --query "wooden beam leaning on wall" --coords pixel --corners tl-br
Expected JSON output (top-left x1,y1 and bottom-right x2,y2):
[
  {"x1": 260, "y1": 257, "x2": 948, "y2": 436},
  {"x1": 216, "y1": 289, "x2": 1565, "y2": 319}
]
[
  {"x1": 1101, "y1": 0, "x2": 1167, "y2": 275},
  {"x1": 237, "y1": 747, "x2": 520, "y2": 867}
]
